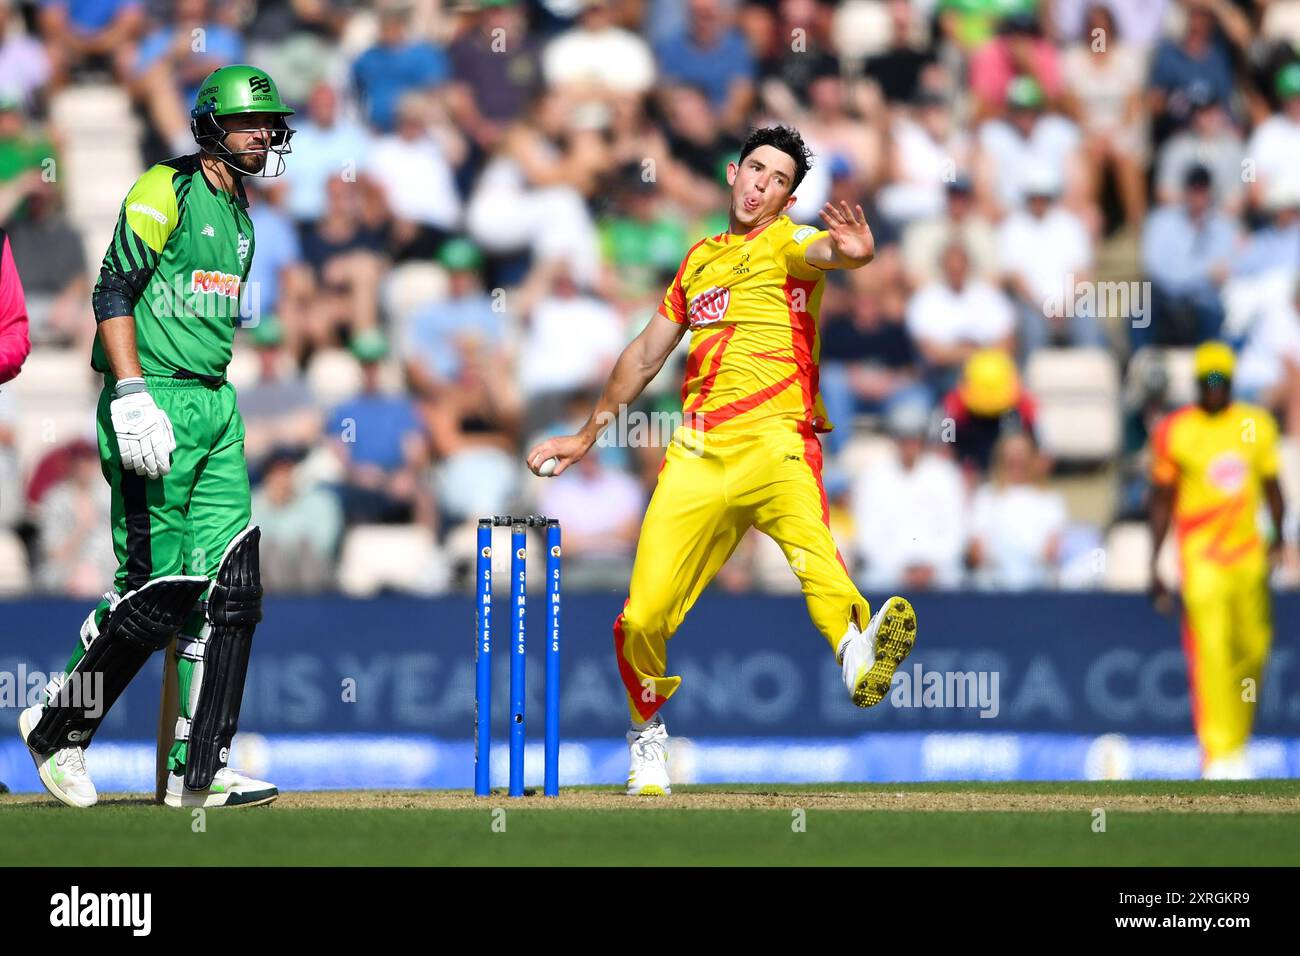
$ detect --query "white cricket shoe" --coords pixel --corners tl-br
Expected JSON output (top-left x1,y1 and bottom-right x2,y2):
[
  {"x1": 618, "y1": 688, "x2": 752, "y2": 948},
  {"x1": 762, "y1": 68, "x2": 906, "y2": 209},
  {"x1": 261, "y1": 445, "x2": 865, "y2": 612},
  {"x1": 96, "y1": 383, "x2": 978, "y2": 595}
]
[
  {"x1": 626, "y1": 714, "x2": 672, "y2": 796},
  {"x1": 164, "y1": 767, "x2": 279, "y2": 808},
  {"x1": 18, "y1": 705, "x2": 98, "y2": 808},
  {"x1": 1203, "y1": 750, "x2": 1253, "y2": 781},
  {"x1": 838, "y1": 596, "x2": 917, "y2": 708}
]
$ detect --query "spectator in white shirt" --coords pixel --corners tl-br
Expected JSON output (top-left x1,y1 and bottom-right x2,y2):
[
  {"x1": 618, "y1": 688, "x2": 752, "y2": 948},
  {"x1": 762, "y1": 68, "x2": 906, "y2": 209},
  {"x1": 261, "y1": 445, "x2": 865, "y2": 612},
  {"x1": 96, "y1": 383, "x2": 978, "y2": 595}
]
[
  {"x1": 976, "y1": 76, "x2": 1086, "y2": 218},
  {"x1": 369, "y1": 94, "x2": 464, "y2": 260},
  {"x1": 465, "y1": 91, "x2": 608, "y2": 288},
  {"x1": 1244, "y1": 63, "x2": 1300, "y2": 213},
  {"x1": 853, "y1": 401, "x2": 967, "y2": 591},
  {"x1": 907, "y1": 241, "x2": 1015, "y2": 396},
  {"x1": 0, "y1": 0, "x2": 50, "y2": 115},
  {"x1": 1235, "y1": 279, "x2": 1300, "y2": 430},
  {"x1": 542, "y1": 0, "x2": 656, "y2": 97},
  {"x1": 878, "y1": 89, "x2": 974, "y2": 226},
  {"x1": 968, "y1": 432, "x2": 1068, "y2": 590},
  {"x1": 997, "y1": 165, "x2": 1104, "y2": 355},
  {"x1": 514, "y1": 258, "x2": 626, "y2": 430}
]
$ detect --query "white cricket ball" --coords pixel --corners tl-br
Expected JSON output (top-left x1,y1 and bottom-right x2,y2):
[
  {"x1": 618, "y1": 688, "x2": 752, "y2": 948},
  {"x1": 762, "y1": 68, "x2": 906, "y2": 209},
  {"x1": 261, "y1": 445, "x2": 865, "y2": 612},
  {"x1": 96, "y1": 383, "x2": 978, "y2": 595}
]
[{"x1": 538, "y1": 457, "x2": 558, "y2": 477}]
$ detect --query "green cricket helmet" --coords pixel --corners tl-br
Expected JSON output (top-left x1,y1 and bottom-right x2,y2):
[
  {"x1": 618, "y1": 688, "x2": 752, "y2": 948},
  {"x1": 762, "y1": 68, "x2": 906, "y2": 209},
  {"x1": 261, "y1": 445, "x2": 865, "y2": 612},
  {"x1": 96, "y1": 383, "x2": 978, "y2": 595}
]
[{"x1": 191, "y1": 65, "x2": 295, "y2": 178}]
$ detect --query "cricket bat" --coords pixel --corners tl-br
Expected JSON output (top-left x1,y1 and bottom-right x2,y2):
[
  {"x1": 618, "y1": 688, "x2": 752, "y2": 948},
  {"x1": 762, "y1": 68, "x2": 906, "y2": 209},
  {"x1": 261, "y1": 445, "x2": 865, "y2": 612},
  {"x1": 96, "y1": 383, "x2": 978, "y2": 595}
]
[{"x1": 154, "y1": 638, "x2": 180, "y2": 803}]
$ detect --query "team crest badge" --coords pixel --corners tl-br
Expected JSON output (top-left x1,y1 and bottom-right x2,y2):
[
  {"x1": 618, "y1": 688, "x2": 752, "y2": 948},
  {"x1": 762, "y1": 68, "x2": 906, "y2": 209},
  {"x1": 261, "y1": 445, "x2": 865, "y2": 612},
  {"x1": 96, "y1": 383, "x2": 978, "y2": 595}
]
[{"x1": 237, "y1": 233, "x2": 250, "y2": 262}]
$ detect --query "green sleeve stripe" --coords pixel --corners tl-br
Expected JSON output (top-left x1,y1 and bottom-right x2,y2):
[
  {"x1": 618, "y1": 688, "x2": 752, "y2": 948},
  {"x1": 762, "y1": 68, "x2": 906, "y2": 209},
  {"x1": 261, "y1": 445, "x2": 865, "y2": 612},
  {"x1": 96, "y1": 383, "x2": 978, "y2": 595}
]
[
  {"x1": 174, "y1": 175, "x2": 192, "y2": 229},
  {"x1": 113, "y1": 218, "x2": 140, "y2": 272},
  {"x1": 120, "y1": 216, "x2": 155, "y2": 270},
  {"x1": 122, "y1": 164, "x2": 180, "y2": 254},
  {"x1": 104, "y1": 238, "x2": 128, "y2": 280}
]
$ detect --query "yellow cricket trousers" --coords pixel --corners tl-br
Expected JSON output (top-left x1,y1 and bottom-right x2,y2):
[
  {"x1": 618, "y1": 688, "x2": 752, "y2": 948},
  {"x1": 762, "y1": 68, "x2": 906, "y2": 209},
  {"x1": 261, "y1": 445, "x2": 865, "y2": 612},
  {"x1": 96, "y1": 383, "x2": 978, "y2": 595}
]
[
  {"x1": 614, "y1": 426, "x2": 869, "y2": 721},
  {"x1": 1180, "y1": 560, "x2": 1272, "y2": 763}
]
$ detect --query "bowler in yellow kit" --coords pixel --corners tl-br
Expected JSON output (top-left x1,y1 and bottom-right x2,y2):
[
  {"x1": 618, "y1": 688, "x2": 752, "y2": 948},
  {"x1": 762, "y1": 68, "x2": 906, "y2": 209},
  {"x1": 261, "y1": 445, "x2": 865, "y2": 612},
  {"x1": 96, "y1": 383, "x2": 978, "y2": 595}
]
[
  {"x1": 1149, "y1": 342, "x2": 1287, "y2": 779},
  {"x1": 526, "y1": 127, "x2": 917, "y2": 795}
]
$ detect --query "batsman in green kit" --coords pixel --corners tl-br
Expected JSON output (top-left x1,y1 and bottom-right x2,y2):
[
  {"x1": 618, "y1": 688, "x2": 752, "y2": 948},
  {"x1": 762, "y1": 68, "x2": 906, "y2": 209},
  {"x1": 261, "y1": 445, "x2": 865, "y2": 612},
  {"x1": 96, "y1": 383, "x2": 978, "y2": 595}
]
[{"x1": 17, "y1": 65, "x2": 295, "y2": 809}]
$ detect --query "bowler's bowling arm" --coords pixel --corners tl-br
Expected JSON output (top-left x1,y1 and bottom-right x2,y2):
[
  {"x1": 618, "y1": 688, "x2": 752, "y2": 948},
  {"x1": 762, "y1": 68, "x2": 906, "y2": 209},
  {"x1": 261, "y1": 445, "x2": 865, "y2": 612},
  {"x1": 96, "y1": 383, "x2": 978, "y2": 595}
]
[{"x1": 577, "y1": 311, "x2": 687, "y2": 447}]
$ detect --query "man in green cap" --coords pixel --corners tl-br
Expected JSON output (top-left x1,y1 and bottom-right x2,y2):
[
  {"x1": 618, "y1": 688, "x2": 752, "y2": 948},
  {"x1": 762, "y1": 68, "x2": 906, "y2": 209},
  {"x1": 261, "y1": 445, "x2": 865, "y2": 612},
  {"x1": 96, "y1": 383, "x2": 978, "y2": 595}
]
[
  {"x1": 18, "y1": 65, "x2": 295, "y2": 809},
  {"x1": 403, "y1": 237, "x2": 503, "y2": 397}
]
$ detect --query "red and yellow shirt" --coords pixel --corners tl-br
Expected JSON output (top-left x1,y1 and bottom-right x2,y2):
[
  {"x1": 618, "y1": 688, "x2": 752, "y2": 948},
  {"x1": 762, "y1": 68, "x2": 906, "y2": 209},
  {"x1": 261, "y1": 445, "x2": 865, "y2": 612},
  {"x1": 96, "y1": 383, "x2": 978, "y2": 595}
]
[
  {"x1": 659, "y1": 215, "x2": 831, "y2": 436},
  {"x1": 1151, "y1": 402, "x2": 1280, "y2": 570}
]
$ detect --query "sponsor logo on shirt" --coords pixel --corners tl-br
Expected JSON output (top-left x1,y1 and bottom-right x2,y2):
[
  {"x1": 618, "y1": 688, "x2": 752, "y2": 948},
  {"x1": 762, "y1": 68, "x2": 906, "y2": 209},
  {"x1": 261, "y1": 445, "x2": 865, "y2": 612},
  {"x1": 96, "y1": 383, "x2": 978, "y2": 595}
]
[
  {"x1": 688, "y1": 285, "x2": 730, "y2": 327},
  {"x1": 792, "y1": 225, "x2": 816, "y2": 243},
  {"x1": 190, "y1": 269, "x2": 241, "y2": 299},
  {"x1": 1207, "y1": 451, "x2": 1248, "y2": 494},
  {"x1": 128, "y1": 202, "x2": 168, "y2": 224},
  {"x1": 201, "y1": 224, "x2": 215, "y2": 237}
]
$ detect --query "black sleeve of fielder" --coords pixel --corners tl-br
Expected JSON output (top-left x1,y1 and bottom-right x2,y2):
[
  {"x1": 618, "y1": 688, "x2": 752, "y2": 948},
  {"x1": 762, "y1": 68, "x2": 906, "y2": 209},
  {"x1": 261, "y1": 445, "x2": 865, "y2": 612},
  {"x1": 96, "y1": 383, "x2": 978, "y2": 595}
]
[{"x1": 91, "y1": 210, "x2": 163, "y2": 323}]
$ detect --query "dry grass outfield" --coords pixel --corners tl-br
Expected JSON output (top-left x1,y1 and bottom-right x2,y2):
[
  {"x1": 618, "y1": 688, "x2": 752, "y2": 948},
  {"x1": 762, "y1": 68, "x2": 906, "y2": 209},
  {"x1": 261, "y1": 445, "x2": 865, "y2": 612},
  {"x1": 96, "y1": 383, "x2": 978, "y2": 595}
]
[
  {"x1": 271, "y1": 787, "x2": 1300, "y2": 814},
  {"x1": 7, "y1": 785, "x2": 1293, "y2": 814}
]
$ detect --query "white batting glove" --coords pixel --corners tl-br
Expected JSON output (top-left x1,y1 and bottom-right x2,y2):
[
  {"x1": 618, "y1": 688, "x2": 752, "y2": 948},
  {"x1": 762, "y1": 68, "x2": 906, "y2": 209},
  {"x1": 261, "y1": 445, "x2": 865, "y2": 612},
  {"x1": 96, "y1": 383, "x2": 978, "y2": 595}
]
[{"x1": 110, "y1": 380, "x2": 176, "y2": 479}]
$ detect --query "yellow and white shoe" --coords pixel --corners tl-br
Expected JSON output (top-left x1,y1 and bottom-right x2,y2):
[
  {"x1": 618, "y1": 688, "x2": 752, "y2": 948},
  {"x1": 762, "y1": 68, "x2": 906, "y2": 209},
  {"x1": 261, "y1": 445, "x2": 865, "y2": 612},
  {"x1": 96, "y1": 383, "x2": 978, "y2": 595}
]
[
  {"x1": 18, "y1": 705, "x2": 98, "y2": 808},
  {"x1": 164, "y1": 767, "x2": 279, "y2": 808},
  {"x1": 626, "y1": 714, "x2": 672, "y2": 796},
  {"x1": 839, "y1": 596, "x2": 917, "y2": 708}
]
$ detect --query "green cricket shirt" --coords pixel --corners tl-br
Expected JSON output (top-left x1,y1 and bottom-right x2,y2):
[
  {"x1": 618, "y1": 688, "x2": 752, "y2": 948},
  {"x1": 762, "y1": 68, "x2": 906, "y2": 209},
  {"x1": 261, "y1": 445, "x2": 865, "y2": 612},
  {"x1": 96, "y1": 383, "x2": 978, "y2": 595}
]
[{"x1": 91, "y1": 153, "x2": 256, "y2": 382}]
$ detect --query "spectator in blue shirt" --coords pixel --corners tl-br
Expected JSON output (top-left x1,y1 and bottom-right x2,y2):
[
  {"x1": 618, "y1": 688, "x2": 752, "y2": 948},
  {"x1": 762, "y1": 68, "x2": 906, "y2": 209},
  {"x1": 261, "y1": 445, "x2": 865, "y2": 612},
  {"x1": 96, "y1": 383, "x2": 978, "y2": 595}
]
[
  {"x1": 1139, "y1": 164, "x2": 1239, "y2": 348},
  {"x1": 401, "y1": 238, "x2": 504, "y2": 396},
  {"x1": 654, "y1": 0, "x2": 755, "y2": 132},
  {"x1": 245, "y1": 178, "x2": 315, "y2": 362},
  {"x1": 283, "y1": 82, "x2": 372, "y2": 225},
  {"x1": 329, "y1": 330, "x2": 435, "y2": 527},
  {"x1": 38, "y1": 0, "x2": 144, "y2": 85},
  {"x1": 1147, "y1": 1, "x2": 1243, "y2": 147},
  {"x1": 352, "y1": 4, "x2": 448, "y2": 133},
  {"x1": 1231, "y1": 182, "x2": 1300, "y2": 281},
  {"x1": 129, "y1": 0, "x2": 245, "y2": 160}
]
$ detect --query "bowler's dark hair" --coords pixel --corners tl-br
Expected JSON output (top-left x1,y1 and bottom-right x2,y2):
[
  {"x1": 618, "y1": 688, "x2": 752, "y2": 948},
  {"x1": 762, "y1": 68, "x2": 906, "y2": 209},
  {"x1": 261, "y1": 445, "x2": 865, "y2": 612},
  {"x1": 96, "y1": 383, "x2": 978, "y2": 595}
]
[{"x1": 738, "y1": 126, "x2": 813, "y2": 194}]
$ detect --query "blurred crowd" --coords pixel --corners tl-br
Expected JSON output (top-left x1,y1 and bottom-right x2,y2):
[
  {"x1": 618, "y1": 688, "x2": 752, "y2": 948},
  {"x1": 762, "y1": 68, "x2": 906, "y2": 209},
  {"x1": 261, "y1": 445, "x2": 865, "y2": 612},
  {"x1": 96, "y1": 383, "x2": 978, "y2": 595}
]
[{"x1": 1, "y1": 0, "x2": 1299, "y2": 597}]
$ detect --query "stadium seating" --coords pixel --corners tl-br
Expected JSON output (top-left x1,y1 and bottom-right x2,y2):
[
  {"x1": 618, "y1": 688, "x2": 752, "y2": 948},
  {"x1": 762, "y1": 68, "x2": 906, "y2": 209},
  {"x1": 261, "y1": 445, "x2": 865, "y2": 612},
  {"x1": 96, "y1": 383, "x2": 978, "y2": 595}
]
[
  {"x1": 0, "y1": 529, "x2": 31, "y2": 595},
  {"x1": 5, "y1": 351, "x2": 97, "y2": 477},
  {"x1": 1103, "y1": 521, "x2": 1182, "y2": 591},
  {"x1": 50, "y1": 84, "x2": 142, "y2": 274},
  {"x1": 337, "y1": 524, "x2": 447, "y2": 596},
  {"x1": 1025, "y1": 348, "x2": 1121, "y2": 462}
]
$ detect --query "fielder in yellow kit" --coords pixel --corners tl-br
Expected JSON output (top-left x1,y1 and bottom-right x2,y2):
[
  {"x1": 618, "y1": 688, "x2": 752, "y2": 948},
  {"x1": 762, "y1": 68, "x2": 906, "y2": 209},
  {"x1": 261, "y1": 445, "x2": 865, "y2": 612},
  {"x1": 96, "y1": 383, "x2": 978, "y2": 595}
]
[
  {"x1": 1149, "y1": 342, "x2": 1286, "y2": 779},
  {"x1": 527, "y1": 127, "x2": 917, "y2": 795}
]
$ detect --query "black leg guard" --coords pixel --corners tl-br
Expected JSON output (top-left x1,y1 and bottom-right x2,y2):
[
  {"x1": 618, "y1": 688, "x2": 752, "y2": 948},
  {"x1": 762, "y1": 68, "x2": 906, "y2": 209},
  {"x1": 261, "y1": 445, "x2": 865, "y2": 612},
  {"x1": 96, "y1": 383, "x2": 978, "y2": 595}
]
[
  {"x1": 28, "y1": 576, "x2": 210, "y2": 753},
  {"x1": 185, "y1": 527, "x2": 263, "y2": 791}
]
